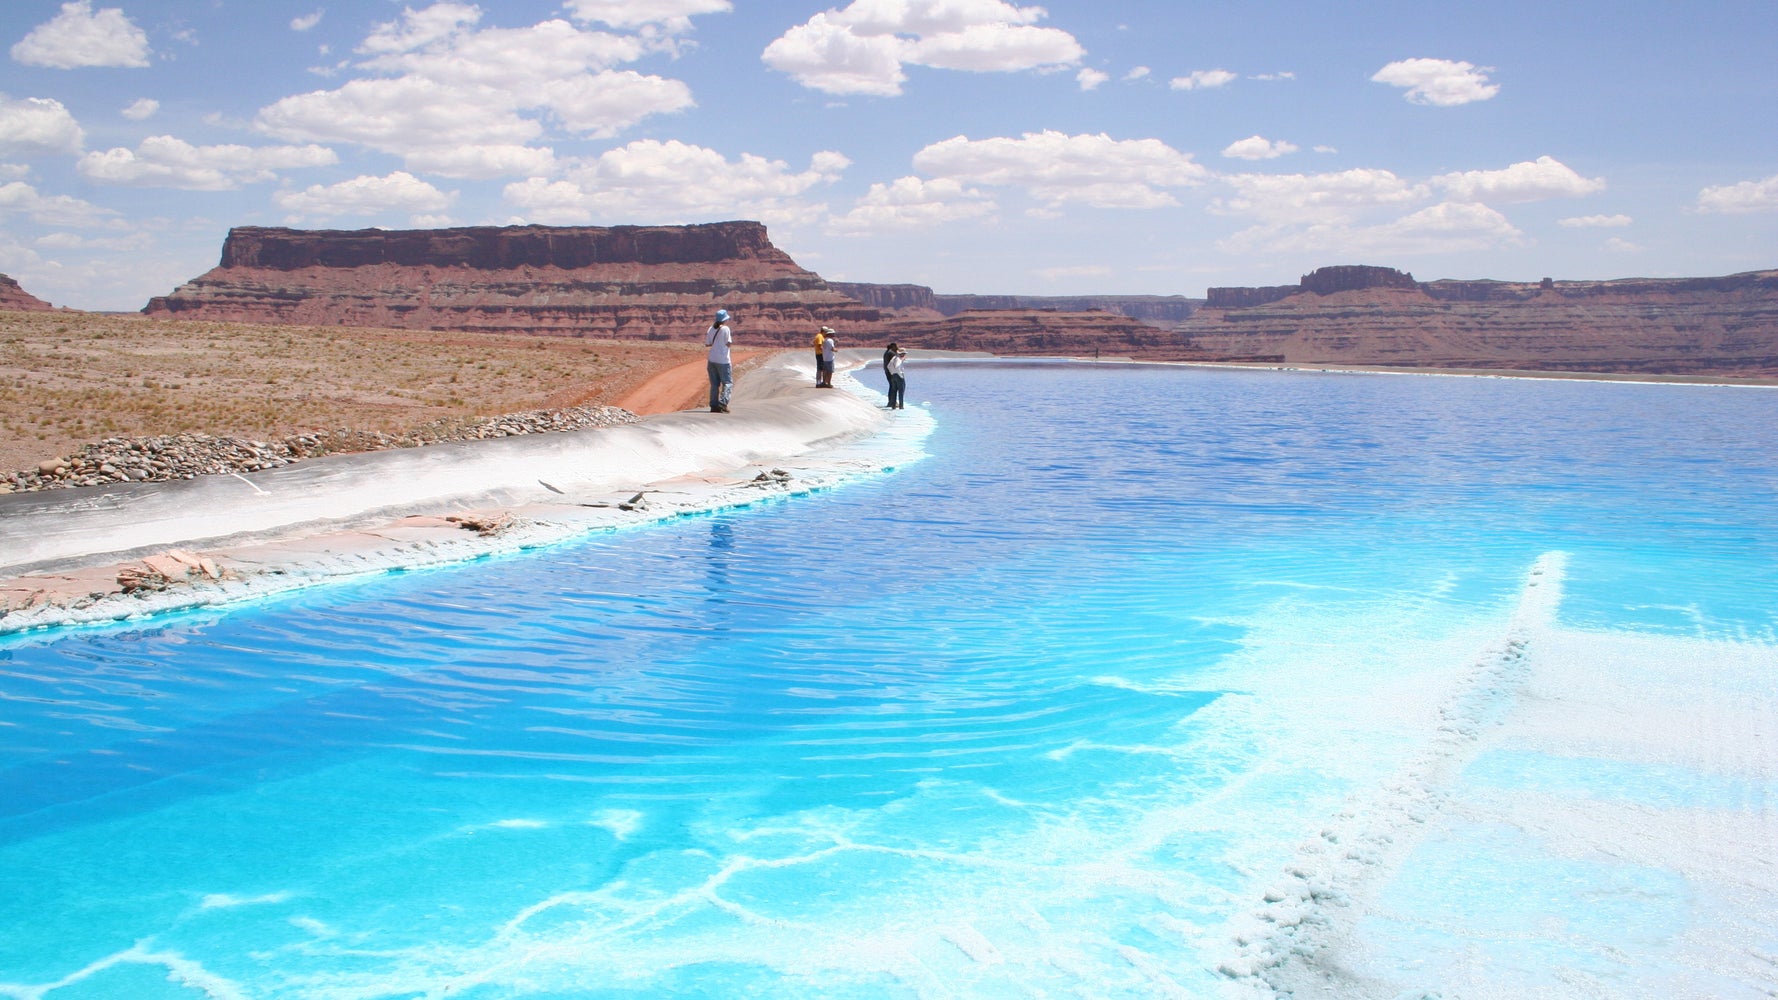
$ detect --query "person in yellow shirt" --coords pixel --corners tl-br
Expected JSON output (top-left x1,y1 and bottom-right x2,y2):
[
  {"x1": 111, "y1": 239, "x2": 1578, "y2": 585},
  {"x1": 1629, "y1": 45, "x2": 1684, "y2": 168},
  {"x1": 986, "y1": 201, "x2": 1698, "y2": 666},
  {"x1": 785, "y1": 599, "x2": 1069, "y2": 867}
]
[{"x1": 813, "y1": 326, "x2": 832, "y2": 387}]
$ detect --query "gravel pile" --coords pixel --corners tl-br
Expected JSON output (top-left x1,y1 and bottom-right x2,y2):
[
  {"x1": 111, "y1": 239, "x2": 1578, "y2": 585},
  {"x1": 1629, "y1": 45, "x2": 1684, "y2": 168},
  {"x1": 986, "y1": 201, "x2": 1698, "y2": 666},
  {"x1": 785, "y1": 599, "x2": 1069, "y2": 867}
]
[{"x1": 3, "y1": 405, "x2": 639, "y2": 493}]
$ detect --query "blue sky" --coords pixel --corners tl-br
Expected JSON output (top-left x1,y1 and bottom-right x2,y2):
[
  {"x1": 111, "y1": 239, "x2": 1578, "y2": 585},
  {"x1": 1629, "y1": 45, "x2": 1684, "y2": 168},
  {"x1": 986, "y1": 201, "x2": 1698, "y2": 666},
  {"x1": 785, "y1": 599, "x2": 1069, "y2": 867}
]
[{"x1": 2, "y1": 0, "x2": 1774, "y2": 311}]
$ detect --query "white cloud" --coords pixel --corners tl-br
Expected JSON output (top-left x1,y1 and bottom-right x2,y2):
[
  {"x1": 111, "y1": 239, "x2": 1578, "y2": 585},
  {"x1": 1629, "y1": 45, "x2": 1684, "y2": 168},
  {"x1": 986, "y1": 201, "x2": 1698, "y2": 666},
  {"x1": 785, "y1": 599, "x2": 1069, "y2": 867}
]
[
  {"x1": 561, "y1": 0, "x2": 732, "y2": 32},
  {"x1": 1222, "y1": 200, "x2": 1522, "y2": 258},
  {"x1": 504, "y1": 140, "x2": 848, "y2": 225},
  {"x1": 405, "y1": 143, "x2": 556, "y2": 180},
  {"x1": 1604, "y1": 236, "x2": 1643, "y2": 252},
  {"x1": 1124, "y1": 66, "x2": 1150, "y2": 81},
  {"x1": 1169, "y1": 69, "x2": 1236, "y2": 91},
  {"x1": 291, "y1": 11, "x2": 325, "y2": 32},
  {"x1": 1077, "y1": 68, "x2": 1108, "y2": 90},
  {"x1": 827, "y1": 175, "x2": 995, "y2": 233},
  {"x1": 274, "y1": 170, "x2": 456, "y2": 220},
  {"x1": 0, "y1": 95, "x2": 85, "y2": 157},
  {"x1": 1222, "y1": 135, "x2": 1298, "y2": 161},
  {"x1": 0, "y1": 179, "x2": 121, "y2": 227},
  {"x1": 1037, "y1": 264, "x2": 1111, "y2": 281},
  {"x1": 1371, "y1": 58, "x2": 1498, "y2": 106},
  {"x1": 1559, "y1": 213, "x2": 1632, "y2": 228},
  {"x1": 1697, "y1": 174, "x2": 1778, "y2": 214},
  {"x1": 35, "y1": 229, "x2": 152, "y2": 252},
  {"x1": 77, "y1": 136, "x2": 338, "y2": 190},
  {"x1": 1215, "y1": 168, "x2": 1427, "y2": 224},
  {"x1": 763, "y1": 0, "x2": 1084, "y2": 96},
  {"x1": 255, "y1": 4, "x2": 697, "y2": 177},
  {"x1": 11, "y1": 1, "x2": 151, "y2": 69},
  {"x1": 911, "y1": 130, "x2": 1209, "y2": 210},
  {"x1": 0, "y1": 164, "x2": 29, "y2": 180},
  {"x1": 1433, "y1": 156, "x2": 1604, "y2": 202},
  {"x1": 120, "y1": 97, "x2": 158, "y2": 120},
  {"x1": 1253, "y1": 71, "x2": 1295, "y2": 82}
]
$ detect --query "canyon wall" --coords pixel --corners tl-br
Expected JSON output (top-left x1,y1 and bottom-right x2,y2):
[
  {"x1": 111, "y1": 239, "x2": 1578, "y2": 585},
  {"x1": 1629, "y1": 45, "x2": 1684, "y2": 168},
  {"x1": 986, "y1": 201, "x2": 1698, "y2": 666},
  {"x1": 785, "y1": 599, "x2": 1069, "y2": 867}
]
[
  {"x1": 1183, "y1": 267, "x2": 1778, "y2": 377},
  {"x1": 833, "y1": 281, "x2": 1200, "y2": 324},
  {"x1": 144, "y1": 222, "x2": 878, "y2": 345},
  {"x1": 0, "y1": 274, "x2": 54, "y2": 311},
  {"x1": 137, "y1": 226, "x2": 1778, "y2": 377}
]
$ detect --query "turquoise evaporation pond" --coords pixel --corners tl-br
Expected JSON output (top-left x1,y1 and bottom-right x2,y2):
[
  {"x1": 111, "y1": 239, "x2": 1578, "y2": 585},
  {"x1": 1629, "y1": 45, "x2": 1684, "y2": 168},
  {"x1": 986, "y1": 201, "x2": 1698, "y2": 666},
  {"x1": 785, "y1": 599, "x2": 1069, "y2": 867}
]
[{"x1": 1, "y1": 363, "x2": 1775, "y2": 998}]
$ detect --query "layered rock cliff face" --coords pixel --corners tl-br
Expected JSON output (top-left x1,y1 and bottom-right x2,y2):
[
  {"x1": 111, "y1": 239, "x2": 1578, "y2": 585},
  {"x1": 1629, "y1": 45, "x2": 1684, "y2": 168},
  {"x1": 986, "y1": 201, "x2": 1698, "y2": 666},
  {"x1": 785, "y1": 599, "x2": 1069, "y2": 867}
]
[
  {"x1": 1184, "y1": 267, "x2": 1778, "y2": 376},
  {"x1": 0, "y1": 274, "x2": 54, "y2": 311},
  {"x1": 833, "y1": 281, "x2": 1199, "y2": 324},
  {"x1": 874, "y1": 308, "x2": 1187, "y2": 357},
  {"x1": 144, "y1": 222, "x2": 878, "y2": 345}
]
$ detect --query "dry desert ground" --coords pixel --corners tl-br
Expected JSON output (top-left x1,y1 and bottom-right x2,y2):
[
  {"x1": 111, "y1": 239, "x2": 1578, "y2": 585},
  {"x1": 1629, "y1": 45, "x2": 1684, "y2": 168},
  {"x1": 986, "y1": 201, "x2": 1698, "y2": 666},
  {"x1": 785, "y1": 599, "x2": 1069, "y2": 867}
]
[{"x1": 0, "y1": 310, "x2": 723, "y2": 480}]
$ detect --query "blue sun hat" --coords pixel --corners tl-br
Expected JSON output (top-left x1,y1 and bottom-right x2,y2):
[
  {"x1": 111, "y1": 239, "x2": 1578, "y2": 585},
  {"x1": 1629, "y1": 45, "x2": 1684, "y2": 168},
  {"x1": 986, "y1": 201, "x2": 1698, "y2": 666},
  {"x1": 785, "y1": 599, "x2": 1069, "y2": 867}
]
[{"x1": 715, "y1": 309, "x2": 729, "y2": 323}]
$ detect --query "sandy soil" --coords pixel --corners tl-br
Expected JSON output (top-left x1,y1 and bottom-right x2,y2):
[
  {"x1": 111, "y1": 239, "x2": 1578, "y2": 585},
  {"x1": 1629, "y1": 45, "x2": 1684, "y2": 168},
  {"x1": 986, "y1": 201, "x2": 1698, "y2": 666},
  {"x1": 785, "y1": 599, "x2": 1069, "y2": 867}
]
[{"x1": 1, "y1": 310, "x2": 721, "y2": 475}]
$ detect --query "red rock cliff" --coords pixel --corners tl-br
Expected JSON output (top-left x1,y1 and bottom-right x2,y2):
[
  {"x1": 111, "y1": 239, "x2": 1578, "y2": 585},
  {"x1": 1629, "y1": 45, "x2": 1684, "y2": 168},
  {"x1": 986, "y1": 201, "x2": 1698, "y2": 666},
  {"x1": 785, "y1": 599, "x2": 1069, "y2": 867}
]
[
  {"x1": 144, "y1": 222, "x2": 877, "y2": 345},
  {"x1": 0, "y1": 273, "x2": 54, "y2": 311},
  {"x1": 1181, "y1": 268, "x2": 1778, "y2": 377}
]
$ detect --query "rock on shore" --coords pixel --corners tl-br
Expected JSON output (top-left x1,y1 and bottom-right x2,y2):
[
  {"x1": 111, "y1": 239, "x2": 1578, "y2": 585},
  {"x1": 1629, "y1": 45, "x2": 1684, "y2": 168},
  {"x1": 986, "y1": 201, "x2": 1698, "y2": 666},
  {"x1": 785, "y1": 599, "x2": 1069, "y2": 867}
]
[{"x1": 5, "y1": 405, "x2": 638, "y2": 493}]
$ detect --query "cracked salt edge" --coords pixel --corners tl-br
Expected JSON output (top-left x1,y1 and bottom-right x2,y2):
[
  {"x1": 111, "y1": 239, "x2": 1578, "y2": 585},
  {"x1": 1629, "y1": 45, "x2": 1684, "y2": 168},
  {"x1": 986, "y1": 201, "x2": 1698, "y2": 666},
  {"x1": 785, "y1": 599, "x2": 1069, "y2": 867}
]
[{"x1": 0, "y1": 356, "x2": 934, "y2": 636}]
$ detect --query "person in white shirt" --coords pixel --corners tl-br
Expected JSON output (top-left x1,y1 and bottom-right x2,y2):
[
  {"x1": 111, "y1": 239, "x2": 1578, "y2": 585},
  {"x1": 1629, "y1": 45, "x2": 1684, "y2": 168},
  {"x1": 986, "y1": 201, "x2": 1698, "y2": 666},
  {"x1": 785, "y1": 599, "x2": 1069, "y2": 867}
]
[
  {"x1": 885, "y1": 343, "x2": 906, "y2": 409},
  {"x1": 818, "y1": 327, "x2": 837, "y2": 387},
  {"x1": 706, "y1": 309, "x2": 733, "y2": 412}
]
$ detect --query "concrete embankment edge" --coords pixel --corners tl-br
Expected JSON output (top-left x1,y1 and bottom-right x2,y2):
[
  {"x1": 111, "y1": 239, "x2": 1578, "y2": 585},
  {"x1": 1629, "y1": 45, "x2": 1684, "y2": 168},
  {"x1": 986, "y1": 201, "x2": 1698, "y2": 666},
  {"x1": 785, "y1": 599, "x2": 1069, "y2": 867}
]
[{"x1": 0, "y1": 352, "x2": 899, "y2": 634}]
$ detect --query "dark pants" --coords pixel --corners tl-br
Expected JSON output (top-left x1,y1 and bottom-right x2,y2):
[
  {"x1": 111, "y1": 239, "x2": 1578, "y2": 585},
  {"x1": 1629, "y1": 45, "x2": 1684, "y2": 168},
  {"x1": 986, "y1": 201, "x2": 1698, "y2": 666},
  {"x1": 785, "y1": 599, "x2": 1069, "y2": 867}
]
[
  {"x1": 707, "y1": 362, "x2": 731, "y2": 409},
  {"x1": 887, "y1": 373, "x2": 905, "y2": 408}
]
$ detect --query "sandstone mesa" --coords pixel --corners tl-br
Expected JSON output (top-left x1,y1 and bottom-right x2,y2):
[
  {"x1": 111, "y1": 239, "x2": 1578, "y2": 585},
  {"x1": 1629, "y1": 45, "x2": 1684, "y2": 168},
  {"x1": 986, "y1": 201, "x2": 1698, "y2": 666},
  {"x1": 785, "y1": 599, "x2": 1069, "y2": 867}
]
[{"x1": 3, "y1": 222, "x2": 1776, "y2": 377}]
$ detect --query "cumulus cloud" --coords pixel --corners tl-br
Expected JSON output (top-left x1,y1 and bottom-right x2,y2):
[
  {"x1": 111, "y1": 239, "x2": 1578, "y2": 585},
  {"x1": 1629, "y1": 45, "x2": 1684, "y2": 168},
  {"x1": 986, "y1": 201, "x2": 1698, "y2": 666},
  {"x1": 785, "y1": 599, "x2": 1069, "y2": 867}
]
[
  {"x1": 0, "y1": 95, "x2": 85, "y2": 157},
  {"x1": 1125, "y1": 66, "x2": 1150, "y2": 81},
  {"x1": 255, "y1": 3, "x2": 700, "y2": 178},
  {"x1": 1559, "y1": 213, "x2": 1632, "y2": 228},
  {"x1": 911, "y1": 130, "x2": 1209, "y2": 210},
  {"x1": 1433, "y1": 156, "x2": 1604, "y2": 202},
  {"x1": 1371, "y1": 58, "x2": 1498, "y2": 106},
  {"x1": 1222, "y1": 135, "x2": 1298, "y2": 161},
  {"x1": 1222, "y1": 200, "x2": 1522, "y2": 258},
  {"x1": 1215, "y1": 168, "x2": 1427, "y2": 224},
  {"x1": 11, "y1": 1, "x2": 151, "y2": 69},
  {"x1": 1169, "y1": 69, "x2": 1236, "y2": 91},
  {"x1": 1077, "y1": 68, "x2": 1108, "y2": 90},
  {"x1": 77, "y1": 136, "x2": 338, "y2": 190},
  {"x1": 273, "y1": 170, "x2": 456, "y2": 220},
  {"x1": 1038, "y1": 264, "x2": 1111, "y2": 281},
  {"x1": 291, "y1": 11, "x2": 325, "y2": 32},
  {"x1": 504, "y1": 140, "x2": 848, "y2": 225},
  {"x1": 406, "y1": 143, "x2": 556, "y2": 180},
  {"x1": 0, "y1": 179, "x2": 120, "y2": 227},
  {"x1": 120, "y1": 97, "x2": 158, "y2": 120},
  {"x1": 561, "y1": 0, "x2": 732, "y2": 32},
  {"x1": 762, "y1": 0, "x2": 1084, "y2": 96},
  {"x1": 827, "y1": 175, "x2": 995, "y2": 233},
  {"x1": 1697, "y1": 174, "x2": 1778, "y2": 214}
]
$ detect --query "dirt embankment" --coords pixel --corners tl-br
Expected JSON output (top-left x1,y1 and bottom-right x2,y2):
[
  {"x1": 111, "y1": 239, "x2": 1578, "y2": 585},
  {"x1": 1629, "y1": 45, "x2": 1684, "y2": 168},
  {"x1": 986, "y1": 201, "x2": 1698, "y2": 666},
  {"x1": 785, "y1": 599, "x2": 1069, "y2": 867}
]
[{"x1": 1, "y1": 310, "x2": 712, "y2": 478}]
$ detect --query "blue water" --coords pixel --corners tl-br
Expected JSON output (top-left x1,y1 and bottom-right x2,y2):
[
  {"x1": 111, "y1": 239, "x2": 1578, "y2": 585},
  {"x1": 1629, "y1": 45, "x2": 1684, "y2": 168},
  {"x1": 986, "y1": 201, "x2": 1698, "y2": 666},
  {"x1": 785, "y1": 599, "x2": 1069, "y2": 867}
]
[{"x1": 1, "y1": 364, "x2": 1775, "y2": 998}]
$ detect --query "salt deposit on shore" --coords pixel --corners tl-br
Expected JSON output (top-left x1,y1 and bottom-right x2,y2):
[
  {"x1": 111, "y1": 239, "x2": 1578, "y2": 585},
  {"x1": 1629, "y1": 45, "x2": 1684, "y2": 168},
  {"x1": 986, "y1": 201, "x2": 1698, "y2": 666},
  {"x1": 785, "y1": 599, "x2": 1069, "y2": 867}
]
[{"x1": 0, "y1": 352, "x2": 917, "y2": 634}]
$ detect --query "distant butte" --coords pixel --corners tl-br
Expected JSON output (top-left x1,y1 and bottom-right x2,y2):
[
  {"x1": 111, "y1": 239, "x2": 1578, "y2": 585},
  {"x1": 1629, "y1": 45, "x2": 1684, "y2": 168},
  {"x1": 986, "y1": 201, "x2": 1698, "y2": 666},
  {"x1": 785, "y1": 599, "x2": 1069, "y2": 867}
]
[
  {"x1": 1177, "y1": 265, "x2": 1778, "y2": 377},
  {"x1": 127, "y1": 224, "x2": 1778, "y2": 377},
  {"x1": 143, "y1": 221, "x2": 879, "y2": 345}
]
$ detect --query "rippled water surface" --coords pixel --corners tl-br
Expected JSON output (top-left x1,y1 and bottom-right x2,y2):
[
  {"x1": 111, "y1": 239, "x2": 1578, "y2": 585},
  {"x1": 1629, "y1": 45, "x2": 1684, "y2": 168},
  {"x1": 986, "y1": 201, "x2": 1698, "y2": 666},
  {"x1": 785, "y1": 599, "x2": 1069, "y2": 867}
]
[{"x1": 2, "y1": 364, "x2": 1775, "y2": 997}]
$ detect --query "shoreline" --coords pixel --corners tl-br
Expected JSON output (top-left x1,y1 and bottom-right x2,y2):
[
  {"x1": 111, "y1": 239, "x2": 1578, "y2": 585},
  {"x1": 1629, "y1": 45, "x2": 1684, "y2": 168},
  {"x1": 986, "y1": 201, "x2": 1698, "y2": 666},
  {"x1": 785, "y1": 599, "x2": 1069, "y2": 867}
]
[
  {"x1": 6, "y1": 350, "x2": 1765, "y2": 634},
  {"x1": 1034, "y1": 354, "x2": 1778, "y2": 388},
  {"x1": 0, "y1": 351, "x2": 919, "y2": 635}
]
